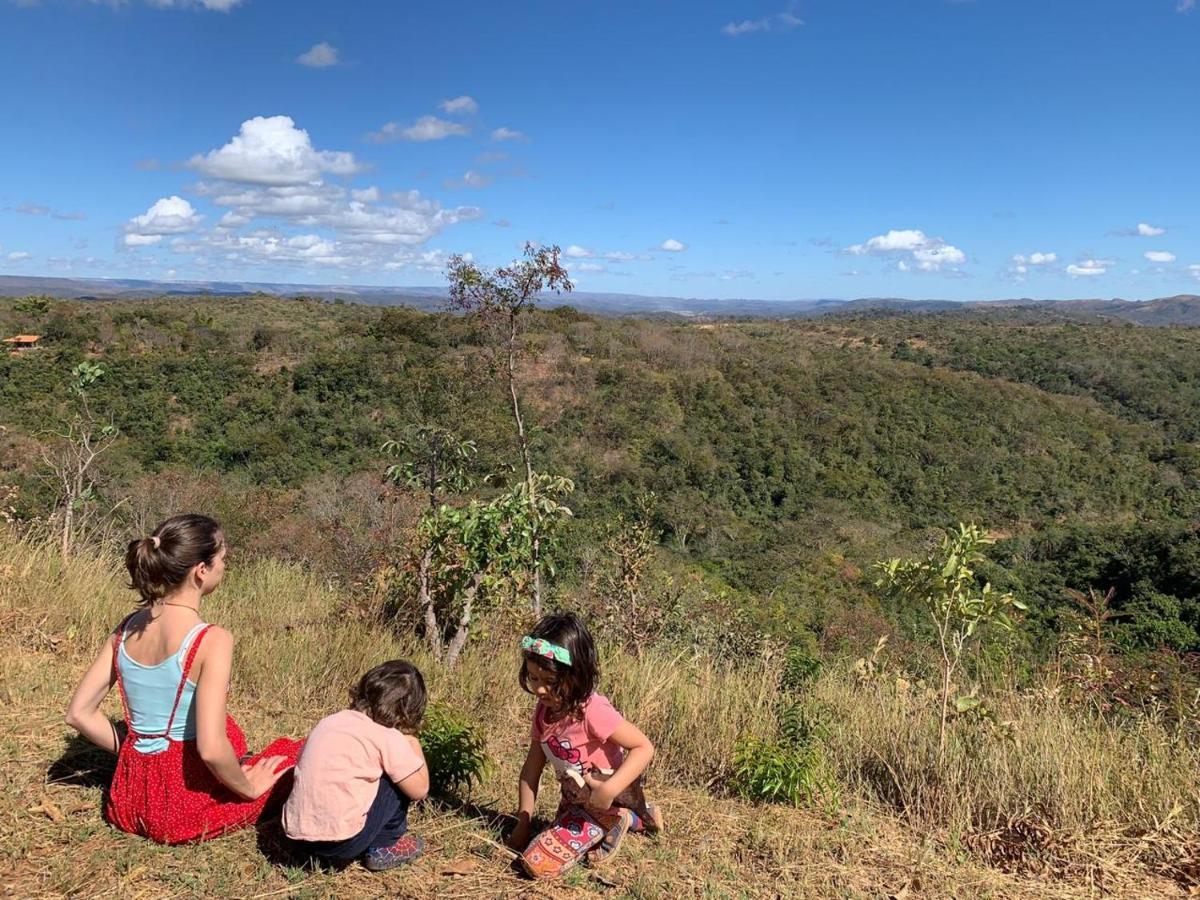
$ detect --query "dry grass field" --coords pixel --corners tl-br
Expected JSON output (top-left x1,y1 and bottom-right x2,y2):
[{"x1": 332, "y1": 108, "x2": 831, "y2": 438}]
[{"x1": 2, "y1": 531, "x2": 1195, "y2": 898}]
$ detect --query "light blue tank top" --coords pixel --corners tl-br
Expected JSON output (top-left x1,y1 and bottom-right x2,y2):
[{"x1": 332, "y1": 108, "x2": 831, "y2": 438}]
[{"x1": 117, "y1": 621, "x2": 206, "y2": 755}]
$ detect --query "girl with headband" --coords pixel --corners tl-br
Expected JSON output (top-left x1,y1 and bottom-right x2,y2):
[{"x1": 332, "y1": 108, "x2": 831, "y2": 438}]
[{"x1": 508, "y1": 612, "x2": 663, "y2": 879}]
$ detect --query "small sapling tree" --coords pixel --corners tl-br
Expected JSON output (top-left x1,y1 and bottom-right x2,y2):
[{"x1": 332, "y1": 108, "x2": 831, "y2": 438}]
[
  {"x1": 420, "y1": 474, "x2": 574, "y2": 668},
  {"x1": 446, "y1": 244, "x2": 572, "y2": 615},
  {"x1": 875, "y1": 523, "x2": 1025, "y2": 766},
  {"x1": 42, "y1": 362, "x2": 118, "y2": 557},
  {"x1": 382, "y1": 425, "x2": 477, "y2": 658}
]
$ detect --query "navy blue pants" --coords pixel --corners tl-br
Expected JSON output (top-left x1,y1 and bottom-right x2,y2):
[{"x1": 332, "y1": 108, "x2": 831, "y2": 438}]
[{"x1": 292, "y1": 778, "x2": 410, "y2": 862}]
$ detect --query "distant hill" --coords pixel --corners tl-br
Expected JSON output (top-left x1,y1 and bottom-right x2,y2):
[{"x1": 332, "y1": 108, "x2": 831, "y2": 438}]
[{"x1": 1, "y1": 274, "x2": 1198, "y2": 325}]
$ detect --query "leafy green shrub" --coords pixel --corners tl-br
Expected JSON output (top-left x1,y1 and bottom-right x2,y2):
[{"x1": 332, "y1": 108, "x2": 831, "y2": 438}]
[
  {"x1": 781, "y1": 647, "x2": 822, "y2": 692},
  {"x1": 730, "y1": 735, "x2": 837, "y2": 809},
  {"x1": 778, "y1": 698, "x2": 824, "y2": 745},
  {"x1": 419, "y1": 704, "x2": 491, "y2": 798}
]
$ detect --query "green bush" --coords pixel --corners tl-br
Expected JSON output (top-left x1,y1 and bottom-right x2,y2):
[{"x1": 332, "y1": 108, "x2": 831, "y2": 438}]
[
  {"x1": 730, "y1": 735, "x2": 836, "y2": 809},
  {"x1": 419, "y1": 704, "x2": 491, "y2": 798},
  {"x1": 781, "y1": 647, "x2": 822, "y2": 692}
]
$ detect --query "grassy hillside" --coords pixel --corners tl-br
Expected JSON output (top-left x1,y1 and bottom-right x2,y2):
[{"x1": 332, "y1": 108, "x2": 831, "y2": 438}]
[
  {"x1": 2, "y1": 296, "x2": 1198, "y2": 653},
  {"x1": 3, "y1": 533, "x2": 1197, "y2": 898}
]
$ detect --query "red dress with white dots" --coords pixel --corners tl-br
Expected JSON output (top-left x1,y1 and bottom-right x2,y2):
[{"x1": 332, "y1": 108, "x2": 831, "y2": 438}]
[{"x1": 104, "y1": 622, "x2": 303, "y2": 844}]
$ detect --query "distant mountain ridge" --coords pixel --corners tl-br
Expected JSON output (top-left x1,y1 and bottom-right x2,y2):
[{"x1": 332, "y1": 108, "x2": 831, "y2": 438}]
[{"x1": 1, "y1": 274, "x2": 1198, "y2": 325}]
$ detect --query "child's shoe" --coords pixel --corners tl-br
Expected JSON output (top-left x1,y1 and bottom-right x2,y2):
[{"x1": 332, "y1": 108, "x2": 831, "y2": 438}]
[
  {"x1": 363, "y1": 834, "x2": 424, "y2": 871},
  {"x1": 586, "y1": 808, "x2": 634, "y2": 866}
]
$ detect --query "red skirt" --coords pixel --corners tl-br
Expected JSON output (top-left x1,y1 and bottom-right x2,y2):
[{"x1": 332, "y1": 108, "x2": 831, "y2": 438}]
[{"x1": 105, "y1": 714, "x2": 303, "y2": 845}]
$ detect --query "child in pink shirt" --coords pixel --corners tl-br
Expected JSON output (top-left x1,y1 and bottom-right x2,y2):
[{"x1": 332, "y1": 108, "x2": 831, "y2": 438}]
[
  {"x1": 509, "y1": 613, "x2": 663, "y2": 879},
  {"x1": 284, "y1": 661, "x2": 429, "y2": 871}
]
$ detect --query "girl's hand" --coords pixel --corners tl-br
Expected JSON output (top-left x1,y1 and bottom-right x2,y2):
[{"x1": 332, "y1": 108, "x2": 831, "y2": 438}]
[
  {"x1": 507, "y1": 822, "x2": 531, "y2": 851},
  {"x1": 582, "y1": 772, "x2": 617, "y2": 811},
  {"x1": 239, "y1": 755, "x2": 289, "y2": 800}
]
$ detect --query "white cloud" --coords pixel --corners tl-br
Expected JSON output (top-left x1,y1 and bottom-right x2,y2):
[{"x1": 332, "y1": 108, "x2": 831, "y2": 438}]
[
  {"x1": 296, "y1": 42, "x2": 339, "y2": 68},
  {"x1": 7, "y1": 251, "x2": 32, "y2": 262},
  {"x1": 574, "y1": 262, "x2": 606, "y2": 273},
  {"x1": 1189, "y1": 264, "x2": 1200, "y2": 279},
  {"x1": 1019, "y1": 252, "x2": 1057, "y2": 265},
  {"x1": 217, "y1": 211, "x2": 250, "y2": 228},
  {"x1": 1066, "y1": 259, "x2": 1114, "y2": 277},
  {"x1": 1144, "y1": 250, "x2": 1176, "y2": 263},
  {"x1": 490, "y1": 127, "x2": 527, "y2": 142},
  {"x1": 1179, "y1": 0, "x2": 1196, "y2": 12},
  {"x1": 189, "y1": 116, "x2": 361, "y2": 185},
  {"x1": 127, "y1": 115, "x2": 485, "y2": 275},
  {"x1": 723, "y1": 19, "x2": 771, "y2": 36},
  {"x1": 1137, "y1": 222, "x2": 1166, "y2": 236},
  {"x1": 722, "y1": 6, "x2": 804, "y2": 36},
  {"x1": 187, "y1": 231, "x2": 350, "y2": 266},
  {"x1": 912, "y1": 245, "x2": 965, "y2": 270},
  {"x1": 92, "y1": 0, "x2": 244, "y2": 9},
  {"x1": 660, "y1": 238, "x2": 688, "y2": 252},
  {"x1": 123, "y1": 195, "x2": 202, "y2": 246},
  {"x1": 847, "y1": 228, "x2": 966, "y2": 272},
  {"x1": 439, "y1": 95, "x2": 479, "y2": 116},
  {"x1": 1009, "y1": 251, "x2": 1057, "y2": 278},
  {"x1": 562, "y1": 246, "x2": 648, "y2": 262},
  {"x1": 368, "y1": 116, "x2": 469, "y2": 143},
  {"x1": 13, "y1": 201, "x2": 86, "y2": 220},
  {"x1": 443, "y1": 170, "x2": 491, "y2": 190},
  {"x1": 848, "y1": 229, "x2": 929, "y2": 254}
]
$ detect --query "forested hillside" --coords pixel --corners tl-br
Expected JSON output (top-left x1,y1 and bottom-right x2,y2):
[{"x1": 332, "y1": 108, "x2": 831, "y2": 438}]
[{"x1": 2, "y1": 296, "x2": 1198, "y2": 655}]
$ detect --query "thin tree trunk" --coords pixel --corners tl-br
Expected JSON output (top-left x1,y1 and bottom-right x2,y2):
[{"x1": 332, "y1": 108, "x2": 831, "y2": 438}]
[
  {"x1": 938, "y1": 663, "x2": 950, "y2": 768},
  {"x1": 505, "y1": 311, "x2": 541, "y2": 615},
  {"x1": 938, "y1": 625, "x2": 952, "y2": 770},
  {"x1": 419, "y1": 547, "x2": 442, "y2": 661},
  {"x1": 444, "y1": 573, "x2": 483, "y2": 669},
  {"x1": 61, "y1": 500, "x2": 73, "y2": 559}
]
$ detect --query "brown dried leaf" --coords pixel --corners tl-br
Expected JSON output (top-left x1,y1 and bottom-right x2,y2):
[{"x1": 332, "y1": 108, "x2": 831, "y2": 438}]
[
  {"x1": 29, "y1": 798, "x2": 64, "y2": 823},
  {"x1": 440, "y1": 858, "x2": 480, "y2": 877}
]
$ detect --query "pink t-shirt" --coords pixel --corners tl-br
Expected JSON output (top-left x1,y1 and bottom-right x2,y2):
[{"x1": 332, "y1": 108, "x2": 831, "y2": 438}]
[
  {"x1": 283, "y1": 709, "x2": 424, "y2": 842},
  {"x1": 533, "y1": 692, "x2": 626, "y2": 803}
]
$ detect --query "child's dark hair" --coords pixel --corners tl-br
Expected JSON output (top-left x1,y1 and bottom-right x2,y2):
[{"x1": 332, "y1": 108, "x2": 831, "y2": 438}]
[
  {"x1": 125, "y1": 514, "x2": 225, "y2": 608},
  {"x1": 519, "y1": 612, "x2": 599, "y2": 712},
  {"x1": 350, "y1": 660, "x2": 427, "y2": 733}
]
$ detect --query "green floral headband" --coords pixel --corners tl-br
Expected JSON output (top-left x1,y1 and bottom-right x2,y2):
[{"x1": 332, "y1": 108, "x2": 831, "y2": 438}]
[{"x1": 521, "y1": 635, "x2": 572, "y2": 667}]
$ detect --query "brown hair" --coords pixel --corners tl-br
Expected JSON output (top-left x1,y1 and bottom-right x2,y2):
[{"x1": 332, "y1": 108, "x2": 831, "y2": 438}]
[
  {"x1": 518, "y1": 612, "x2": 600, "y2": 713},
  {"x1": 350, "y1": 660, "x2": 427, "y2": 733},
  {"x1": 125, "y1": 514, "x2": 225, "y2": 608}
]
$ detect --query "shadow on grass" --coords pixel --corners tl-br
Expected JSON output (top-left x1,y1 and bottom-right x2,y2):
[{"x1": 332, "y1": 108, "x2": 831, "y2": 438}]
[
  {"x1": 46, "y1": 730, "x2": 117, "y2": 790},
  {"x1": 432, "y1": 795, "x2": 528, "y2": 877},
  {"x1": 253, "y1": 817, "x2": 359, "y2": 872},
  {"x1": 435, "y1": 794, "x2": 521, "y2": 838}
]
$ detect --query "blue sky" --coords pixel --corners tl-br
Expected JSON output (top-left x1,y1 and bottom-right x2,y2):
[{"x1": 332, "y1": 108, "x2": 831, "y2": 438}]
[{"x1": 1, "y1": 0, "x2": 1197, "y2": 301}]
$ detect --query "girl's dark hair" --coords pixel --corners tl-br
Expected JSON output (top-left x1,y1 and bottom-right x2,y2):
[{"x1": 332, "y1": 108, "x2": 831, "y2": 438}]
[
  {"x1": 125, "y1": 514, "x2": 225, "y2": 608},
  {"x1": 350, "y1": 660, "x2": 427, "y2": 733},
  {"x1": 519, "y1": 612, "x2": 599, "y2": 713}
]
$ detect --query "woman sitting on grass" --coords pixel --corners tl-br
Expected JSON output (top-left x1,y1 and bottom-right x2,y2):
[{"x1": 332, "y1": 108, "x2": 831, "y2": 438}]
[{"x1": 65, "y1": 513, "x2": 304, "y2": 844}]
